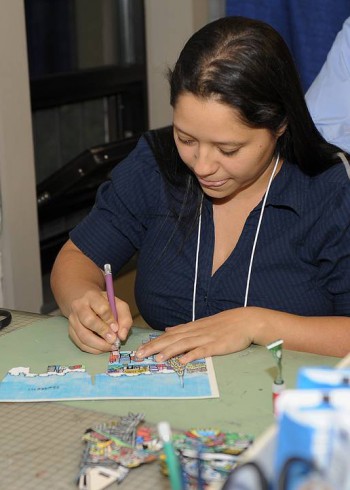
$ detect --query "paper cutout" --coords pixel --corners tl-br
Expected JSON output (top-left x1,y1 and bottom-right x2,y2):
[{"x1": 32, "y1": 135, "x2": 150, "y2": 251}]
[
  {"x1": 78, "y1": 466, "x2": 128, "y2": 490},
  {"x1": 0, "y1": 336, "x2": 219, "y2": 402},
  {"x1": 107, "y1": 349, "x2": 192, "y2": 384}
]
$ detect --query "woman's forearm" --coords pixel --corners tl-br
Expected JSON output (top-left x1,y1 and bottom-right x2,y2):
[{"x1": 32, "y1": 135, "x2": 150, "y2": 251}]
[
  {"x1": 250, "y1": 307, "x2": 350, "y2": 358},
  {"x1": 50, "y1": 239, "x2": 105, "y2": 317}
]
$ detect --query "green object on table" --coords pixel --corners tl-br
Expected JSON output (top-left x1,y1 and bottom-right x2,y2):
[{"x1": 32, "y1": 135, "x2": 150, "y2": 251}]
[
  {"x1": 266, "y1": 339, "x2": 284, "y2": 384},
  {"x1": 158, "y1": 421, "x2": 183, "y2": 490}
]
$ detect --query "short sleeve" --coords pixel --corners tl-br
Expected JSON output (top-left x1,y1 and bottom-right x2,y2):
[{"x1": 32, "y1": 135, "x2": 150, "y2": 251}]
[{"x1": 70, "y1": 135, "x2": 164, "y2": 273}]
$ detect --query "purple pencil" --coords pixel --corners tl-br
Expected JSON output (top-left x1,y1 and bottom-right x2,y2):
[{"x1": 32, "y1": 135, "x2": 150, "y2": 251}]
[{"x1": 104, "y1": 263, "x2": 121, "y2": 349}]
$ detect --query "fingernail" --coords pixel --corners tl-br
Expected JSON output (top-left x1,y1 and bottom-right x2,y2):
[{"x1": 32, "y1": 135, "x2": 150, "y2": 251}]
[
  {"x1": 136, "y1": 349, "x2": 144, "y2": 358},
  {"x1": 106, "y1": 332, "x2": 115, "y2": 343},
  {"x1": 110, "y1": 322, "x2": 118, "y2": 333},
  {"x1": 156, "y1": 353, "x2": 164, "y2": 362}
]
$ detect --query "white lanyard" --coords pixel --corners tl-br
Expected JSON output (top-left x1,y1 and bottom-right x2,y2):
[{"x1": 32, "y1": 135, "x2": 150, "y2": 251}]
[{"x1": 337, "y1": 151, "x2": 350, "y2": 178}]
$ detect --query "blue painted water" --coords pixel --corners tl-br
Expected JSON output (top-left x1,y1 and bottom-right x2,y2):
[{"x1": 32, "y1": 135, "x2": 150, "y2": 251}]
[{"x1": 0, "y1": 369, "x2": 214, "y2": 401}]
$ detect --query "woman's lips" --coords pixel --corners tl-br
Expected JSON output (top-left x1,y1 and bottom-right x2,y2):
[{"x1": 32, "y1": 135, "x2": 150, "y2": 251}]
[{"x1": 197, "y1": 177, "x2": 228, "y2": 188}]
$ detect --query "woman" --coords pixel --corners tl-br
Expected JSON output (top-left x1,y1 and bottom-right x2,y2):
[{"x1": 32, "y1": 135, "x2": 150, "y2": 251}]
[{"x1": 51, "y1": 16, "x2": 350, "y2": 361}]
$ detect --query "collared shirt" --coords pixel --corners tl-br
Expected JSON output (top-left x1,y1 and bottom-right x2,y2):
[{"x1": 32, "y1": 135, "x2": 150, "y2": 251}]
[
  {"x1": 306, "y1": 16, "x2": 350, "y2": 153},
  {"x1": 70, "y1": 134, "x2": 350, "y2": 330}
]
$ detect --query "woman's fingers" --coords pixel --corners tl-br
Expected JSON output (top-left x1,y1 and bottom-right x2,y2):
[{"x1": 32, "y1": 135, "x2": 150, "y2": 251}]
[
  {"x1": 70, "y1": 303, "x2": 117, "y2": 343},
  {"x1": 68, "y1": 319, "x2": 115, "y2": 354},
  {"x1": 114, "y1": 297, "x2": 133, "y2": 341},
  {"x1": 68, "y1": 290, "x2": 133, "y2": 353},
  {"x1": 136, "y1": 327, "x2": 212, "y2": 361},
  {"x1": 135, "y1": 309, "x2": 254, "y2": 362}
]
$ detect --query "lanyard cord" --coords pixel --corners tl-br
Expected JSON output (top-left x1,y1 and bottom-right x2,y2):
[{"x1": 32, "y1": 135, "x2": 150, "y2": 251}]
[
  {"x1": 244, "y1": 153, "x2": 280, "y2": 306},
  {"x1": 192, "y1": 153, "x2": 280, "y2": 320},
  {"x1": 337, "y1": 151, "x2": 350, "y2": 178},
  {"x1": 192, "y1": 196, "x2": 203, "y2": 322}
]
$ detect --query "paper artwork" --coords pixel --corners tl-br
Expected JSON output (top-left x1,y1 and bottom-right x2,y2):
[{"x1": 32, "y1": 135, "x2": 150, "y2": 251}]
[{"x1": 0, "y1": 334, "x2": 219, "y2": 402}]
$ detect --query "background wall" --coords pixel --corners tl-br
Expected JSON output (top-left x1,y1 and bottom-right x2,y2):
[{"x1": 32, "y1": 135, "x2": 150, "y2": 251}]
[
  {"x1": 0, "y1": 1, "x2": 42, "y2": 312},
  {"x1": 145, "y1": 0, "x2": 224, "y2": 129}
]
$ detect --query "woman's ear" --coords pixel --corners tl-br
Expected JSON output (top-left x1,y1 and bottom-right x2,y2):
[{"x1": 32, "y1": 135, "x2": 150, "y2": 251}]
[{"x1": 276, "y1": 119, "x2": 288, "y2": 137}]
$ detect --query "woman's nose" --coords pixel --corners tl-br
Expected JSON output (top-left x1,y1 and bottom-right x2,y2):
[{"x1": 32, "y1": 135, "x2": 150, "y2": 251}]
[{"x1": 193, "y1": 145, "x2": 217, "y2": 175}]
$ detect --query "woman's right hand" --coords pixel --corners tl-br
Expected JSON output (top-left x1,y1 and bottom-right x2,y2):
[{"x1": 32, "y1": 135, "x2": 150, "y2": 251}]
[
  {"x1": 50, "y1": 240, "x2": 133, "y2": 354},
  {"x1": 67, "y1": 289, "x2": 133, "y2": 354}
]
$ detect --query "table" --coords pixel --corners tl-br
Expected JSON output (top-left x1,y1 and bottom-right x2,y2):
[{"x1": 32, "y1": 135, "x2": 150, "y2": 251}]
[{"x1": 0, "y1": 311, "x2": 339, "y2": 489}]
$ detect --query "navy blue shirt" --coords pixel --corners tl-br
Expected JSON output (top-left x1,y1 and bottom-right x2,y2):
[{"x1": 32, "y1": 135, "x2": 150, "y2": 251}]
[{"x1": 70, "y1": 134, "x2": 350, "y2": 330}]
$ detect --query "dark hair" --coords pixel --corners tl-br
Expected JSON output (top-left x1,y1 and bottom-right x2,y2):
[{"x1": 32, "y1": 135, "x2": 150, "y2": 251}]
[{"x1": 167, "y1": 16, "x2": 341, "y2": 175}]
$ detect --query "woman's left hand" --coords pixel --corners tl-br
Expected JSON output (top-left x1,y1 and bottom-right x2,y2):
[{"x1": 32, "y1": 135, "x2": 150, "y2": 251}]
[{"x1": 135, "y1": 307, "x2": 264, "y2": 364}]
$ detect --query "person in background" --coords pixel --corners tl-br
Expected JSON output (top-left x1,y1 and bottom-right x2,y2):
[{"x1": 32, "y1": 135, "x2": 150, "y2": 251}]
[
  {"x1": 51, "y1": 16, "x2": 350, "y2": 363},
  {"x1": 306, "y1": 16, "x2": 350, "y2": 154}
]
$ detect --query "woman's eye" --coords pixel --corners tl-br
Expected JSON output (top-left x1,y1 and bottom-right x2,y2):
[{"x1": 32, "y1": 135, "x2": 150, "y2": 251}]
[
  {"x1": 178, "y1": 137, "x2": 195, "y2": 146},
  {"x1": 219, "y1": 148, "x2": 237, "y2": 156}
]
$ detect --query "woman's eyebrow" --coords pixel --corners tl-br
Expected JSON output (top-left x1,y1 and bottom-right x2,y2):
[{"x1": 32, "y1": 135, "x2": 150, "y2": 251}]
[{"x1": 173, "y1": 125, "x2": 243, "y2": 146}]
